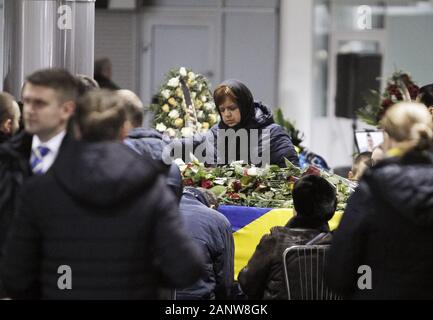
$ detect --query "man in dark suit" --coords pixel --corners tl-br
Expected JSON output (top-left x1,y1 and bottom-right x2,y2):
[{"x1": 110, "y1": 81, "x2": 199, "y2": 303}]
[
  {"x1": 0, "y1": 69, "x2": 78, "y2": 252},
  {"x1": 0, "y1": 69, "x2": 79, "y2": 298}
]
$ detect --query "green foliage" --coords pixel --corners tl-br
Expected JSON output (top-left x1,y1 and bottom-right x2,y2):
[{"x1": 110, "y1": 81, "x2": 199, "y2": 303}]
[
  {"x1": 274, "y1": 108, "x2": 304, "y2": 147},
  {"x1": 179, "y1": 160, "x2": 354, "y2": 209}
]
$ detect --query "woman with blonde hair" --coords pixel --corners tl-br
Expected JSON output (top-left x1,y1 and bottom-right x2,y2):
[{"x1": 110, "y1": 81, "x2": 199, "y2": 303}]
[{"x1": 326, "y1": 102, "x2": 433, "y2": 299}]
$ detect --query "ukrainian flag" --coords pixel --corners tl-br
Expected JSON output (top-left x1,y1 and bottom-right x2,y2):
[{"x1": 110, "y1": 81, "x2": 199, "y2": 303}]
[{"x1": 218, "y1": 206, "x2": 343, "y2": 280}]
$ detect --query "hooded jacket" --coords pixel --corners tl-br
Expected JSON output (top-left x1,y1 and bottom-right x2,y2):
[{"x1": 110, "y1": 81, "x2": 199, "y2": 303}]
[
  {"x1": 0, "y1": 140, "x2": 203, "y2": 299},
  {"x1": 125, "y1": 128, "x2": 183, "y2": 199},
  {"x1": 176, "y1": 193, "x2": 234, "y2": 300},
  {"x1": 326, "y1": 149, "x2": 433, "y2": 299},
  {"x1": 125, "y1": 128, "x2": 169, "y2": 164}
]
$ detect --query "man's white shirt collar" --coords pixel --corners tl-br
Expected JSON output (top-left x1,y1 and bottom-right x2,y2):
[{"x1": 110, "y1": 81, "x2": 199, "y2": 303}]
[{"x1": 31, "y1": 130, "x2": 66, "y2": 174}]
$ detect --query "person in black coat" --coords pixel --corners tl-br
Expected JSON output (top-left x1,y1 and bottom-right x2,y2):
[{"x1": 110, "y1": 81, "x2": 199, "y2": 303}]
[
  {"x1": 0, "y1": 90, "x2": 203, "y2": 299},
  {"x1": 176, "y1": 187, "x2": 234, "y2": 300},
  {"x1": 94, "y1": 58, "x2": 120, "y2": 91},
  {"x1": 326, "y1": 102, "x2": 433, "y2": 299},
  {"x1": 173, "y1": 80, "x2": 299, "y2": 167},
  {"x1": 238, "y1": 174, "x2": 337, "y2": 300}
]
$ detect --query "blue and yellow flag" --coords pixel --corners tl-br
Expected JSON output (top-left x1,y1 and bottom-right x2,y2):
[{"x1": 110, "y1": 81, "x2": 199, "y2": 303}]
[{"x1": 218, "y1": 205, "x2": 343, "y2": 279}]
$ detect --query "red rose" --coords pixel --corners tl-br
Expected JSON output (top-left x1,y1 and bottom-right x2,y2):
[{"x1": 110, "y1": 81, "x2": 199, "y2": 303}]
[
  {"x1": 387, "y1": 85, "x2": 398, "y2": 94},
  {"x1": 409, "y1": 85, "x2": 419, "y2": 99},
  {"x1": 201, "y1": 180, "x2": 213, "y2": 189},
  {"x1": 232, "y1": 180, "x2": 242, "y2": 192},
  {"x1": 243, "y1": 169, "x2": 248, "y2": 176},
  {"x1": 302, "y1": 165, "x2": 321, "y2": 177},
  {"x1": 184, "y1": 179, "x2": 194, "y2": 186},
  {"x1": 186, "y1": 163, "x2": 193, "y2": 168},
  {"x1": 228, "y1": 193, "x2": 241, "y2": 200},
  {"x1": 381, "y1": 99, "x2": 392, "y2": 108}
]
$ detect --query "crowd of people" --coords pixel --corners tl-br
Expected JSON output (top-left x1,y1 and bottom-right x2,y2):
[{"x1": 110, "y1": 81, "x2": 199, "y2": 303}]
[{"x1": 0, "y1": 63, "x2": 433, "y2": 299}]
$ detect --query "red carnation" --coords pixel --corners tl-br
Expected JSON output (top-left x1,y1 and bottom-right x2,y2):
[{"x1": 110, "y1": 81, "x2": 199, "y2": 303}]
[
  {"x1": 184, "y1": 179, "x2": 194, "y2": 186},
  {"x1": 201, "y1": 180, "x2": 213, "y2": 189}
]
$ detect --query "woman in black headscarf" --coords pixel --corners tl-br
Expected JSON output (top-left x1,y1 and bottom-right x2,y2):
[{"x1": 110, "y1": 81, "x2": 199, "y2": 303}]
[{"x1": 204, "y1": 79, "x2": 299, "y2": 167}]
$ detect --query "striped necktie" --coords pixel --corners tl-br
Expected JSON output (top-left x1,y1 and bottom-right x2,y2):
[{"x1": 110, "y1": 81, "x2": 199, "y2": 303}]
[{"x1": 30, "y1": 146, "x2": 51, "y2": 175}]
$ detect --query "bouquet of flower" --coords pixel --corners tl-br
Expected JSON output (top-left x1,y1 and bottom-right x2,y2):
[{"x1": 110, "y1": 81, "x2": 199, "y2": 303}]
[
  {"x1": 177, "y1": 158, "x2": 353, "y2": 211},
  {"x1": 357, "y1": 70, "x2": 419, "y2": 126},
  {"x1": 150, "y1": 67, "x2": 220, "y2": 138}
]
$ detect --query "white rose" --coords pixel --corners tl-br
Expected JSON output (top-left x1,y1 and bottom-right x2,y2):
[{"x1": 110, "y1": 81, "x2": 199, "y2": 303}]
[
  {"x1": 197, "y1": 111, "x2": 204, "y2": 120},
  {"x1": 156, "y1": 123, "x2": 167, "y2": 132},
  {"x1": 181, "y1": 127, "x2": 194, "y2": 138},
  {"x1": 204, "y1": 102, "x2": 213, "y2": 111},
  {"x1": 161, "y1": 89, "x2": 171, "y2": 100},
  {"x1": 167, "y1": 77, "x2": 180, "y2": 88},
  {"x1": 201, "y1": 95, "x2": 207, "y2": 102},
  {"x1": 174, "y1": 158, "x2": 187, "y2": 172},
  {"x1": 168, "y1": 109, "x2": 179, "y2": 119},
  {"x1": 179, "y1": 67, "x2": 187, "y2": 77},
  {"x1": 247, "y1": 167, "x2": 258, "y2": 176},
  {"x1": 187, "y1": 72, "x2": 196, "y2": 80},
  {"x1": 174, "y1": 158, "x2": 185, "y2": 167},
  {"x1": 166, "y1": 128, "x2": 177, "y2": 138}
]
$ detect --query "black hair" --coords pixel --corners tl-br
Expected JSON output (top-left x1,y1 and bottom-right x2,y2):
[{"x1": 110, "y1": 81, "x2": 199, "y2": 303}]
[
  {"x1": 292, "y1": 175, "x2": 337, "y2": 224},
  {"x1": 418, "y1": 84, "x2": 433, "y2": 108}
]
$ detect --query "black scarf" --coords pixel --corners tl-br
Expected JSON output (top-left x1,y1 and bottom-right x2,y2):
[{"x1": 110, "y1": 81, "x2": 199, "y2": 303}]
[{"x1": 217, "y1": 79, "x2": 255, "y2": 131}]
